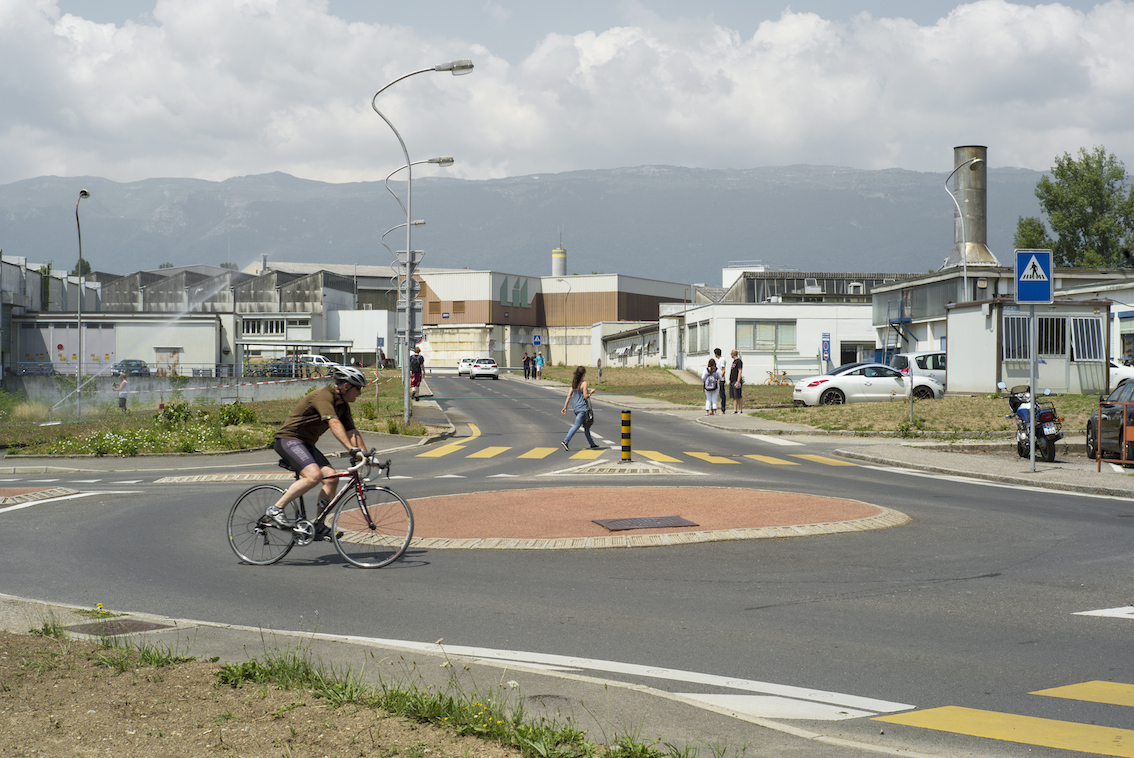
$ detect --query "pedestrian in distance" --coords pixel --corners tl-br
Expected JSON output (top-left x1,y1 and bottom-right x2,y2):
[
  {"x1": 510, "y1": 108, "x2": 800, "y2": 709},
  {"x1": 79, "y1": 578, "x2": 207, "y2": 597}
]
[
  {"x1": 702, "y1": 358, "x2": 721, "y2": 415},
  {"x1": 729, "y1": 349, "x2": 744, "y2": 413},
  {"x1": 523, "y1": 352, "x2": 531, "y2": 380},
  {"x1": 597, "y1": 358, "x2": 602, "y2": 383},
  {"x1": 714, "y1": 348, "x2": 727, "y2": 413},
  {"x1": 561, "y1": 365, "x2": 600, "y2": 451},
  {"x1": 409, "y1": 345, "x2": 424, "y2": 400},
  {"x1": 112, "y1": 375, "x2": 129, "y2": 412},
  {"x1": 536, "y1": 352, "x2": 545, "y2": 379}
]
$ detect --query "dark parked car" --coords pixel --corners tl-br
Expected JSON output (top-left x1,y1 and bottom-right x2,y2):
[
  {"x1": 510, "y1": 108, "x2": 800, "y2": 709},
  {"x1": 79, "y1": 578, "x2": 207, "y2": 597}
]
[
  {"x1": 112, "y1": 359, "x2": 150, "y2": 376},
  {"x1": 1087, "y1": 378, "x2": 1134, "y2": 461}
]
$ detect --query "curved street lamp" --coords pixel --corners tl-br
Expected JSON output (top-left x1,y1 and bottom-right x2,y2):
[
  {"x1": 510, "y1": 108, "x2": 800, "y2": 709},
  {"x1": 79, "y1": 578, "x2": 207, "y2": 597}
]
[
  {"x1": 945, "y1": 157, "x2": 985, "y2": 302},
  {"x1": 75, "y1": 189, "x2": 90, "y2": 418},
  {"x1": 372, "y1": 61, "x2": 473, "y2": 423}
]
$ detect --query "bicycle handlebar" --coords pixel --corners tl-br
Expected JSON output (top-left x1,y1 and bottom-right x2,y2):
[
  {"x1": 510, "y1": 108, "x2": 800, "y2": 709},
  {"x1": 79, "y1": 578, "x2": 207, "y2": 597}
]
[{"x1": 346, "y1": 449, "x2": 392, "y2": 478}]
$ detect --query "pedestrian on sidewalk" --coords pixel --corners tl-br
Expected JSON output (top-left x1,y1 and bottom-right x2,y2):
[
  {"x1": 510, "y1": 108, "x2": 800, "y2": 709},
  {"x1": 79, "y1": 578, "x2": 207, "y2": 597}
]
[
  {"x1": 561, "y1": 365, "x2": 599, "y2": 451},
  {"x1": 536, "y1": 352, "x2": 545, "y2": 379},
  {"x1": 409, "y1": 345, "x2": 424, "y2": 400},
  {"x1": 112, "y1": 376, "x2": 129, "y2": 412},
  {"x1": 702, "y1": 358, "x2": 721, "y2": 415},
  {"x1": 714, "y1": 348, "x2": 727, "y2": 413},
  {"x1": 522, "y1": 352, "x2": 531, "y2": 380},
  {"x1": 728, "y1": 349, "x2": 744, "y2": 413}
]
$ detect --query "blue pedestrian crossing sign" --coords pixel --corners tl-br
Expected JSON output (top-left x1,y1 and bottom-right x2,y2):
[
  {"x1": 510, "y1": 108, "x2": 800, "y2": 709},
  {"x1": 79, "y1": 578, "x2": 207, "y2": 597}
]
[
  {"x1": 1015, "y1": 249, "x2": 1052, "y2": 304},
  {"x1": 533, "y1": 335, "x2": 542, "y2": 346}
]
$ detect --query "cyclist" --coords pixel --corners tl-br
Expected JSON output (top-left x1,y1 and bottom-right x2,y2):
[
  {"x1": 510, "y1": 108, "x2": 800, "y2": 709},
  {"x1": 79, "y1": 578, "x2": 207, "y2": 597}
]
[{"x1": 264, "y1": 366, "x2": 368, "y2": 541}]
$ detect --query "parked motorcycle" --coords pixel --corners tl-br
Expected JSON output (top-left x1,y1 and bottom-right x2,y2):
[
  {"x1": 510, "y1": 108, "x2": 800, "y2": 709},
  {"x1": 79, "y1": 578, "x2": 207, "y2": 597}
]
[{"x1": 997, "y1": 382, "x2": 1064, "y2": 462}]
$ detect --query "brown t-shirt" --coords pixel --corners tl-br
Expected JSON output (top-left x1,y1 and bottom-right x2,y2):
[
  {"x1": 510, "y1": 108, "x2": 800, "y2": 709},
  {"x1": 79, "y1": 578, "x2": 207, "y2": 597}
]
[{"x1": 275, "y1": 386, "x2": 356, "y2": 446}]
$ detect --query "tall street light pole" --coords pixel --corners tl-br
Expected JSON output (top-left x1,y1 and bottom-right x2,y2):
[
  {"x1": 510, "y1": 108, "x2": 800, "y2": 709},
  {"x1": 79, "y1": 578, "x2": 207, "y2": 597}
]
[
  {"x1": 945, "y1": 157, "x2": 985, "y2": 303},
  {"x1": 75, "y1": 189, "x2": 90, "y2": 418},
  {"x1": 556, "y1": 278, "x2": 571, "y2": 366},
  {"x1": 372, "y1": 61, "x2": 473, "y2": 424}
]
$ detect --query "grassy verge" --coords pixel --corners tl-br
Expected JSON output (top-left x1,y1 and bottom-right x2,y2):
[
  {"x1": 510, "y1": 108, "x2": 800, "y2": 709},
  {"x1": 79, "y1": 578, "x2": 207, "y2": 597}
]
[
  {"x1": 539, "y1": 366, "x2": 794, "y2": 407},
  {"x1": 4, "y1": 622, "x2": 746, "y2": 758}
]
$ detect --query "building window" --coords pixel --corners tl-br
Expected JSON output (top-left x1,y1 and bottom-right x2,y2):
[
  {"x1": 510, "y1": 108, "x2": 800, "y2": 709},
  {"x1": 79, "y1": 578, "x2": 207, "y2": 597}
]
[
  {"x1": 429, "y1": 301, "x2": 441, "y2": 314},
  {"x1": 1003, "y1": 315, "x2": 1030, "y2": 360},
  {"x1": 1037, "y1": 316, "x2": 1066, "y2": 357},
  {"x1": 736, "y1": 320, "x2": 796, "y2": 352},
  {"x1": 1071, "y1": 317, "x2": 1104, "y2": 362},
  {"x1": 453, "y1": 301, "x2": 465, "y2": 314}
]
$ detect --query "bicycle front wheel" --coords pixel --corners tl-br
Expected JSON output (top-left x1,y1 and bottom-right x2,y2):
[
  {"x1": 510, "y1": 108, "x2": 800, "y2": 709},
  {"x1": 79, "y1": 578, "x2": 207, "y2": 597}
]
[
  {"x1": 227, "y1": 484, "x2": 298, "y2": 566},
  {"x1": 331, "y1": 487, "x2": 414, "y2": 568}
]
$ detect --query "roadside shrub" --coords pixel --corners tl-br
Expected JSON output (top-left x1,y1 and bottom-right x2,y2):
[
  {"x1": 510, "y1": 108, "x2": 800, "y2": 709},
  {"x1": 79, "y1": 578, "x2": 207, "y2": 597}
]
[
  {"x1": 217, "y1": 400, "x2": 257, "y2": 426},
  {"x1": 356, "y1": 401, "x2": 377, "y2": 420},
  {"x1": 154, "y1": 402, "x2": 195, "y2": 429}
]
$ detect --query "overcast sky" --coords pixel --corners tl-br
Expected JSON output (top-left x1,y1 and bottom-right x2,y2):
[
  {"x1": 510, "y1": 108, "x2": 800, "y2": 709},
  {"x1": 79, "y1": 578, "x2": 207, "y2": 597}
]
[{"x1": 3, "y1": 0, "x2": 1131, "y2": 186}]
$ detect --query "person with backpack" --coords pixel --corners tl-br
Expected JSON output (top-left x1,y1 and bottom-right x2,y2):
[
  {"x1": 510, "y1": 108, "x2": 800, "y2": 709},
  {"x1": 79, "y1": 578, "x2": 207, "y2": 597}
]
[
  {"x1": 409, "y1": 345, "x2": 424, "y2": 400},
  {"x1": 702, "y1": 358, "x2": 721, "y2": 415}
]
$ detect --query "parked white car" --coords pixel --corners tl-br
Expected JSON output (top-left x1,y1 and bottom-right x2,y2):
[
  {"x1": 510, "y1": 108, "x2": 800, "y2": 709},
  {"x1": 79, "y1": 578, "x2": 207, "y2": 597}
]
[
  {"x1": 793, "y1": 362, "x2": 944, "y2": 406},
  {"x1": 298, "y1": 354, "x2": 345, "y2": 375},
  {"x1": 1109, "y1": 359, "x2": 1134, "y2": 388},
  {"x1": 889, "y1": 350, "x2": 947, "y2": 389}
]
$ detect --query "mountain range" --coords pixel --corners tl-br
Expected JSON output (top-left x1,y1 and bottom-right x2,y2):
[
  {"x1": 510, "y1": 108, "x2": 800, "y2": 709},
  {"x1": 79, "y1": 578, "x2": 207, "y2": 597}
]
[{"x1": 0, "y1": 165, "x2": 1045, "y2": 284}]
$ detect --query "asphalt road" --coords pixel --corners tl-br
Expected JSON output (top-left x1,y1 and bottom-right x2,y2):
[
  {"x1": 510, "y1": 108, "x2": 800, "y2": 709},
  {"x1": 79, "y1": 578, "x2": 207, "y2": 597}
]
[{"x1": 3, "y1": 375, "x2": 1133, "y2": 757}]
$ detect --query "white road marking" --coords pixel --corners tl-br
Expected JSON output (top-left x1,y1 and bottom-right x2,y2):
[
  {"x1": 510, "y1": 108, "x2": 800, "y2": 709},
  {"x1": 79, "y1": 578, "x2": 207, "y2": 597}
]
[
  {"x1": 0, "y1": 478, "x2": 21, "y2": 482},
  {"x1": 332, "y1": 639, "x2": 914, "y2": 718},
  {"x1": 27, "y1": 478, "x2": 60, "y2": 482},
  {"x1": 435, "y1": 474, "x2": 466, "y2": 479},
  {"x1": 388, "y1": 475, "x2": 413, "y2": 479},
  {"x1": 857, "y1": 464, "x2": 1134, "y2": 500},
  {"x1": 1074, "y1": 606, "x2": 1134, "y2": 620},
  {"x1": 676, "y1": 693, "x2": 873, "y2": 721},
  {"x1": 69, "y1": 479, "x2": 103, "y2": 483},
  {"x1": 112, "y1": 480, "x2": 144, "y2": 484},
  {"x1": 0, "y1": 491, "x2": 140, "y2": 515},
  {"x1": 1108, "y1": 462, "x2": 1126, "y2": 473},
  {"x1": 746, "y1": 434, "x2": 804, "y2": 446},
  {"x1": 488, "y1": 474, "x2": 518, "y2": 478}
]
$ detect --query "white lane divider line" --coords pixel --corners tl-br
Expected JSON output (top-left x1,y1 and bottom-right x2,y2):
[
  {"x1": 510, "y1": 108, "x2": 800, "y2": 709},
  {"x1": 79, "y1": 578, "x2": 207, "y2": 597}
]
[
  {"x1": 435, "y1": 474, "x2": 466, "y2": 479},
  {"x1": 746, "y1": 434, "x2": 804, "y2": 446},
  {"x1": 1074, "y1": 606, "x2": 1134, "y2": 620},
  {"x1": 112, "y1": 480, "x2": 145, "y2": 484},
  {"x1": 69, "y1": 479, "x2": 103, "y2": 483},
  {"x1": 27, "y1": 478, "x2": 60, "y2": 482},
  {"x1": 0, "y1": 491, "x2": 140, "y2": 515},
  {"x1": 488, "y1": 474, "x2": 518, "y2": 478}
]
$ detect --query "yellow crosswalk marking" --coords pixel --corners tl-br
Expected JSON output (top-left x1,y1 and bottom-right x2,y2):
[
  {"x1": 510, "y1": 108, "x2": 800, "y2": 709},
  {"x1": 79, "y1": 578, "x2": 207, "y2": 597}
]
[
  {"x1": 638, "y1": 450, "x2": 682, "y2": 463},
  {"x1": 875, "y1": 706, "x2": 1134, "y2": 757},
  {"x1": 570, "y1": 449, "x2": 605, "y2": 460},
  {"x1": 518, "y1": 447, "x2": 557, "y2": 459},
  {"x1": 417, "y1": 444, "x2": 465, "y2": 458},
  {"x1": 1034, "y1": 681, "x2": 1134, "y2": 708},
  {"x1": 685, "y1": 452, "x2": 740, "y2": 464},
  {"x1": 744, "y1": 454, "x2": 798, "y2": 465},
  {"x1": 467, "y1": 446, "x2": 511, "y2": 459},
  {"x1": 790, "y1": 454, "x2": 857, "y2": 466}
]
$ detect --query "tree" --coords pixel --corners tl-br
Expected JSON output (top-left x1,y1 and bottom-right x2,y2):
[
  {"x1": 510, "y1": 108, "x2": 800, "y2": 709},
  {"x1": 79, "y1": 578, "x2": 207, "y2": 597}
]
[
  {"x1": 159, "y1": 262, "x2": 174, "y2": 269},
  {"x1": 1014, "y1": 146, "x2": 1134, "y2": 268},
  {"x1": 220, "y1": 262, "x2": 238, "y2": 270},
  {"x1": 71, "y1": 258, "x2": 91, "y2": 277}
]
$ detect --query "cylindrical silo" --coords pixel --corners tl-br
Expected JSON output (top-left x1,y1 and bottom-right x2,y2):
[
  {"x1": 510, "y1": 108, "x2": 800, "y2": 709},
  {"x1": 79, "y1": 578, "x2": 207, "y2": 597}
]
[{"x1": 552, "y1": 247, "x2": 566, "y2": 277}]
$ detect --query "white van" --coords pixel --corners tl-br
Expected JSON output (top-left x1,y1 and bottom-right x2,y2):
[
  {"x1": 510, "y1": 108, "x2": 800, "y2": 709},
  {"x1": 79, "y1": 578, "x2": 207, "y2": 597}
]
[
  {"x1": 298, "y1": 354, "x2": 344, "y2": 375},
  {"x1": 889, "y1": 351, "x2": 947, "y2": 389}
]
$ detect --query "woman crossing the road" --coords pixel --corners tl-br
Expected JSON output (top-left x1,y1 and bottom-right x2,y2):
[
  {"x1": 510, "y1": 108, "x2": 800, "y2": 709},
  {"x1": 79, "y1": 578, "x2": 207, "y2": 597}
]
[{"x1": 560, "y1": 365, "x2": 599, "y2": 451}]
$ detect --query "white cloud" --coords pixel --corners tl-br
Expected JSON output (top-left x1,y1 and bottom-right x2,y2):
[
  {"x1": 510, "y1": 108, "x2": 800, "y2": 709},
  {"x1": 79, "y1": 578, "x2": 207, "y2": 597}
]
[{"x1": 3, "y1": 0, "x2": 1134, "y2": 185}]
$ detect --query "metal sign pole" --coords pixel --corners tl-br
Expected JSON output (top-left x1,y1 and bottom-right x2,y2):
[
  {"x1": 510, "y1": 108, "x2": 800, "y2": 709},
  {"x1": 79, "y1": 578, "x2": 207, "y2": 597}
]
[{"x1": 1029, "y1": 303, "x2": 1036, "y2": 473}]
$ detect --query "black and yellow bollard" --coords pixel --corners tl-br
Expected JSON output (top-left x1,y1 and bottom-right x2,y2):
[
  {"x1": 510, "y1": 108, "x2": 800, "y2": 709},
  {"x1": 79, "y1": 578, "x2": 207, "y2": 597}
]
[{"x1": 621, "y1": 410, "x2": 632, "y2": 462}]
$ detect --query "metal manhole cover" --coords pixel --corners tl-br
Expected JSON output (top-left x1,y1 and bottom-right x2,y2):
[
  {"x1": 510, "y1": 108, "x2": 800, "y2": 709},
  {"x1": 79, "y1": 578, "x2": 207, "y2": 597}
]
[
  {"x1": 593, "y1": 516, "x2": 699, "y2": 532},
  {"x1": 65, "y1": 619, "x2": 172, "y2": 636}
]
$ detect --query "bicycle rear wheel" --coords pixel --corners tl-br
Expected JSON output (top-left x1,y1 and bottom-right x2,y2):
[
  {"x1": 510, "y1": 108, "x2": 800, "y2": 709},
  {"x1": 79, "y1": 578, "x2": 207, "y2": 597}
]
[
  {"x1": 227, "y1": 485, "x2": 299, "y2": 566},
  {"x1": 331, "y1": 487, "x2": 414, "y2": 568}
]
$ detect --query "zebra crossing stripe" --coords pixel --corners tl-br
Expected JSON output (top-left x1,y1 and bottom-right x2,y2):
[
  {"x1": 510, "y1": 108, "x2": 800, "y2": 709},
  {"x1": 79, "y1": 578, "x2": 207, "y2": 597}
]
[
  {"x1": 517, "y1": 447, "x2": 557, "y2": 459},
  {"x1": 1033, "y1": 681, "x2": 1134, "y2": 707},
  {"x1": 874, "y1": 705, "x2": 1134, "y2": 756},
  {"x1": 570, "y1": 449, "x2": 605, "y2": 460},
  {"x1": 638, "y1": 451, "x2": 682, "y2": 463},
  {"x1": 685, "y1": 452, "x2": 740, "y2": 464},
  {"x1": 467, "y1": 446, "x2": 511, "y2": 459},
  {"x1": 417, "y1": 444, "x2": 466, "y2": 458},
  {"x1": 745, "y1": 434, "x2": 805, "y2": 446},
  {"x1": 744, "y1": 454, "x2": 797, "y2": 465},
  {"x1": 790, "y1": 454, "x2": 857, "y2": 467}
]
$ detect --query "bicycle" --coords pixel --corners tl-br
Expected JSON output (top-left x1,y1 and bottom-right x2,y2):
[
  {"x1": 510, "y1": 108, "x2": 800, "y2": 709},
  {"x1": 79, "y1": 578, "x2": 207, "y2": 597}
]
[
  {"x1": 765, "y1": 371, "x2": 790, "y2": 386},
  {"x1": 227, "y1": 449, "x2": 414, "y2": 568}
]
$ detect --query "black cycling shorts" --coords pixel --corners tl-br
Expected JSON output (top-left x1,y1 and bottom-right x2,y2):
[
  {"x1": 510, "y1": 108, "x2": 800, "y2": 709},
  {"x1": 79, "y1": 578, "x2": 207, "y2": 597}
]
[{"x1": 275, "y1": 438, "x2": 331, "y2": 473}]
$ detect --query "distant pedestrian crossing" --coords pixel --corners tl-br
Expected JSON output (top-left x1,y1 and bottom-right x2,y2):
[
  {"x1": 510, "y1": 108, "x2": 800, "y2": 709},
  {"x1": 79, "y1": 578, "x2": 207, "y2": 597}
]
[
  {"x1": 875, "y1": 679, "x2": 1134, "y2": 756},
  {"x1": 415, "y1": 443, "x2": 856, "y2": 467}
]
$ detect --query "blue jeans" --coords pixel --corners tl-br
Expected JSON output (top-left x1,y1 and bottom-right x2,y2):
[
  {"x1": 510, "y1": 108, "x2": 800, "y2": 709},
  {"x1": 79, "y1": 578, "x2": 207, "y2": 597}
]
[{"x1": 564, "y1": 410, "x2": 595, "y2": 447}]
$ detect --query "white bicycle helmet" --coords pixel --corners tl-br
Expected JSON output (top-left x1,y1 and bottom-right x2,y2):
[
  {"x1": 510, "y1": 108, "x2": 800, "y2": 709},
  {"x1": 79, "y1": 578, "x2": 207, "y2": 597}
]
[{"x1": 333, "y1": 365, "x2": 367, "y2": 388}]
